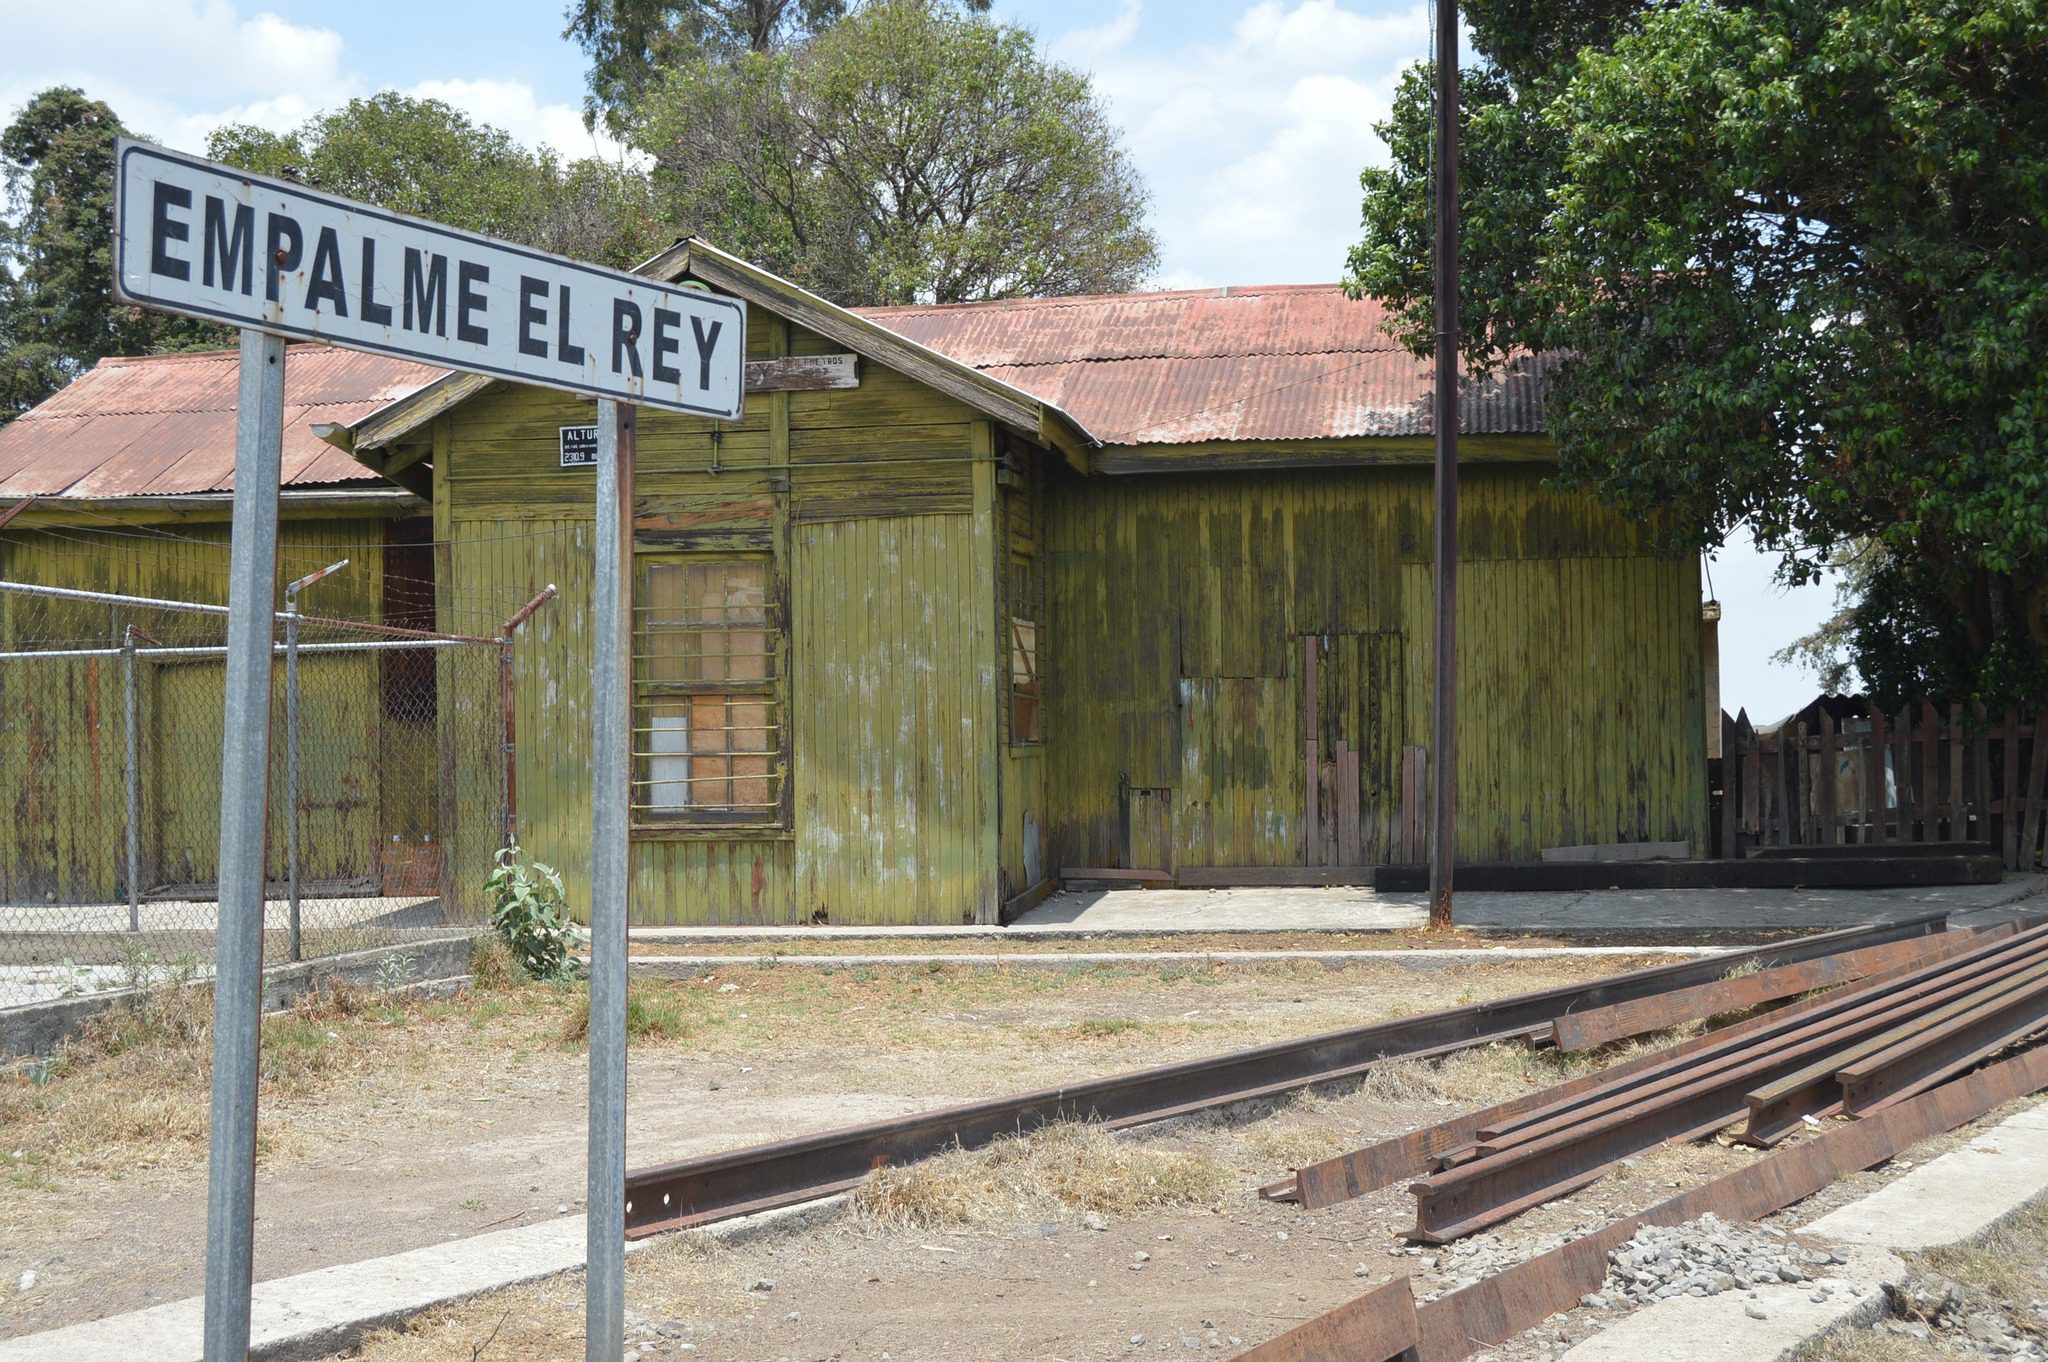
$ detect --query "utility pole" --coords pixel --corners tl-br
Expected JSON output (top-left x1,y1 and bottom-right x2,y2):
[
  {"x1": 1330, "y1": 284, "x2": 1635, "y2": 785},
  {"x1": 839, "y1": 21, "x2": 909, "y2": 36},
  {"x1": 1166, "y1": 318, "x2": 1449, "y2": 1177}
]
[{"x1": 1428, "y1": 0, "x2": 1461, "y2": 931}]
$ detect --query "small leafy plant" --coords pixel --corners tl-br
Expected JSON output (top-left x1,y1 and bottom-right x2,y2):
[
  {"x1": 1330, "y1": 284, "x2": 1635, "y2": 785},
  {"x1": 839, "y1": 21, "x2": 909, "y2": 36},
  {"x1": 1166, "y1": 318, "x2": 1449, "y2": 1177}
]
[{"x1": 484, "y1": 846, "x2": 582, "y2": 982}]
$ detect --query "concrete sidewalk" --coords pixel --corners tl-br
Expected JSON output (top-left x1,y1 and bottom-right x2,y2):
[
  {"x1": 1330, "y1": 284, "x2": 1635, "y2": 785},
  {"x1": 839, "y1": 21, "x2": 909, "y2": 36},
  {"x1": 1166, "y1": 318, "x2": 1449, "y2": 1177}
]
[
  {"x1": 1013, "y1": 875, "x2": 2048, "y2": 934},
  {"x1": 625, "y1": 874, "x2": 2047, "y2": 943}
]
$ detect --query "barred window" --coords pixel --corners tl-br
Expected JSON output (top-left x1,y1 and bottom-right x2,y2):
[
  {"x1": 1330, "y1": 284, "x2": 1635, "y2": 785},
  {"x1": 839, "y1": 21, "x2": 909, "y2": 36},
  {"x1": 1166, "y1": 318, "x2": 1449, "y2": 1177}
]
[
  {"x1": 634, "y1": 557, "x2": 783, "y2": 824},
  {"x1": 1010, "y1": 615, "x2": 1041, "y2": 743}
]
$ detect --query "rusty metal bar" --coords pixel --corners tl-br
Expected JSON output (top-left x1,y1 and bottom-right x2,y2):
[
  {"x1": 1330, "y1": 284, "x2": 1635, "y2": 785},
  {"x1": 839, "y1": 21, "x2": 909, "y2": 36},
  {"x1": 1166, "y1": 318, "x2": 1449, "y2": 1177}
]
[
  {"x1": 1411, "y1": 929, "x2": 2048, "y2": 1238},
  {"x1": 1238, "y1": 1277, "x2": 1419, "y2": 1362},
  {"x1": 0, "y1": 495, "x2": 37, "y2": 531},
  {"x1": 1267, "y1": 919, "x2": 2011, "y2": 1209},
  {"x1": 624, "y1": 918, "x2": 1944, "y2": 1238},
  {"x1": 1551, "y1": 928, "x2": 1989, "y2": 1052},
  {"x1": 498, "y1": 584, "x2": 558, "y2": 849},
  {"x1": 1236, "y1": 1042, "x2": 2048, "y2": 1362},
  {"x1": 1837, "y1": 974, "x2": 2048, "y2": 1114}
]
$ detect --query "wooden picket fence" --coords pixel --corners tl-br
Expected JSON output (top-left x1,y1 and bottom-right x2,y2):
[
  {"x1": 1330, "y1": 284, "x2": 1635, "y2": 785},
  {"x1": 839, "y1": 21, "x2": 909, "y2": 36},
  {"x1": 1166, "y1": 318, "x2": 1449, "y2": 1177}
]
[{"x1": 1719, "y1": 702, "x2": 2048, "y2": 869}]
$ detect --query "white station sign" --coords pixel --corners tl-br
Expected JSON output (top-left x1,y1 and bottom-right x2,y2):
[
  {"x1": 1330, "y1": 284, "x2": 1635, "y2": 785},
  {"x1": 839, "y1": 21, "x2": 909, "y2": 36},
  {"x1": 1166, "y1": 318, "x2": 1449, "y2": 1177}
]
[{"x1": 112, "y1": 138, "x2": 746, "y2": 420}]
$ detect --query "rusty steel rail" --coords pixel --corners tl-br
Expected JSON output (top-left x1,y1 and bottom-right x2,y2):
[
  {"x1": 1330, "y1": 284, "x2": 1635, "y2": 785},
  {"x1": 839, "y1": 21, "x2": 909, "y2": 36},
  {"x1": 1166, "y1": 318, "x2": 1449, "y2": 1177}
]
[
  {"x1": 621, "y1": 916, "x2": 1947, "y2": 1238},
  {"x1": 1550, "y1": 928, "x2": 1996, "y2": 1051},
  {"x1": 1235, "y1": 1039, "x2": 2048, "y2": 1362},
  {"x1": 1838, "y1": 974, "x2": 2048, "y2": 1115},
  {"x1": 1406, "y1": 926, "x2": 2048, "y2": 1238},
  {"x1": 1265, "y1": 919, "x2": 2030, "y2": 1210},
  {"x1": 1233, "y1": 1277, "x2": 1419, "y2": 1362}
]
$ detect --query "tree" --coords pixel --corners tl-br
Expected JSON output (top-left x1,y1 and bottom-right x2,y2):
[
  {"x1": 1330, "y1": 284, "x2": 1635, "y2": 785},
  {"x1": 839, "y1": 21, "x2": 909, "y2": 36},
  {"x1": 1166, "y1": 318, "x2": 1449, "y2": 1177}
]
[
  {"x1": 0, "y1": 88, "x2": 215, "y2": 421},
  {"x1": 1349, "y1": 0, "x2": 2048, "y2": 708},
  {"x1": 566, "y1": 0, "x2": 853, "y2": 133},
  {"x1": 206, "y1": 93, "x2": 666, "y2": 270},
  {"x1": 628, "y1": 0, "x2": 1154, "y2": 305}
]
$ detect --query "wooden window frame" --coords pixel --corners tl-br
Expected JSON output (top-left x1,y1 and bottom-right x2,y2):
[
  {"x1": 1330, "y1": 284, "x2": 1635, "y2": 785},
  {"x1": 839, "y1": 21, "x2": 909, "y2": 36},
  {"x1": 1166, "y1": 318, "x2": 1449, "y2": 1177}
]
[{"x1": 632, "y1": 550, "x2": 789, "y2": 831}]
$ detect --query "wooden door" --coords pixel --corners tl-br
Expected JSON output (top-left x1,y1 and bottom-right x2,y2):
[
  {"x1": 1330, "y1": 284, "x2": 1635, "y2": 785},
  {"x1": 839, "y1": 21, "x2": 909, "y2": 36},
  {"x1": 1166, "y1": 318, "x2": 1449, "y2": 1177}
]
[{"x1": 1302, "y1": 633, "x2": 1404, "y2": 865}]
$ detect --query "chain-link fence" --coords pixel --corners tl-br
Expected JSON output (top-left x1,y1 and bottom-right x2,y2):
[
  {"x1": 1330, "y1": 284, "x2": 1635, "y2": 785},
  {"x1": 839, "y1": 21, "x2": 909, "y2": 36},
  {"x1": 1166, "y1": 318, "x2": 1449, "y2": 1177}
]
[{"x1": 0, "y1": 577, "x2": 521, "y2": 1010}]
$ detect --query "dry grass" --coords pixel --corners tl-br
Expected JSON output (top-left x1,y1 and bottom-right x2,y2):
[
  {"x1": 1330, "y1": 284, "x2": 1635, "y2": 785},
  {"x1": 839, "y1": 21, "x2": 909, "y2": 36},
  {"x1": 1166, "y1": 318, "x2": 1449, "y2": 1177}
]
[
  {"x1": 848, "y1": 1122, "x2": 1233, "y2": 1232},
  {"x1": 1920, "y1": 1193, "x2": 2048, "y2": 1308},
  {"x1": 1356, "y1": 1041, "x2": 1607, "y2": 1107},
  {"x1": 557, "y1": 984, "x2": 691, "y2": 1045},
  {"x1": 1799, "y1": 1331, "x2": 1949, "y2": 1362}
]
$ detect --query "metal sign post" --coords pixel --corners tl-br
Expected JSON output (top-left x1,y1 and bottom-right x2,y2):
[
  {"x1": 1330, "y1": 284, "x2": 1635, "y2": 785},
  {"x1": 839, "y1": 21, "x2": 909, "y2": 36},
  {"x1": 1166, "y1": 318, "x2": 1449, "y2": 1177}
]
[
  {"x1": 112, "y1": 139, "x2": 742, "y2": 1361},
  {"x1": 587, "y1": 398, "x2": 636, "y2": 1361},
  {"x1": 1428, "y1": 0, "x2": 1462, "y2": 931},
  {"x1": 200, "y1": 328, "x2": 286, "y2": 1362}
]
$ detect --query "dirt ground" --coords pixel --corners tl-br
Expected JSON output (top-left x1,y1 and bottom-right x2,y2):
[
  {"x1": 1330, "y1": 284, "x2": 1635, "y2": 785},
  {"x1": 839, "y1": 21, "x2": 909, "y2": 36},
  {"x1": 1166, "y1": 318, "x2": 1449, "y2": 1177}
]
[{"x1": 0, "y1": 948, "x2": 1686, "y2": 1344}]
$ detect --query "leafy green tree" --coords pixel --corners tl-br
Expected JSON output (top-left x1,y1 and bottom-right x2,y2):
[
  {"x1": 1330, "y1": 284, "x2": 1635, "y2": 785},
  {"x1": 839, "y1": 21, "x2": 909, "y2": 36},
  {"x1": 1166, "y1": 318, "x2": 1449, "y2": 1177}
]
[
  {"x1": 206, "y1": 93, "x2": 665, "y2": 270},
  {"x1": 566, "y1": 0, "x2": 854, "y2": 132},
  {"x1": 0, "y1": 88, "x2": 216, "y2": 421},
  {"x1": 1349, "y1": 0, "x2": 2048, "y2": 707},
  {"x1": 630, "y1": 0, "x2": 1154, "y2": 305}
]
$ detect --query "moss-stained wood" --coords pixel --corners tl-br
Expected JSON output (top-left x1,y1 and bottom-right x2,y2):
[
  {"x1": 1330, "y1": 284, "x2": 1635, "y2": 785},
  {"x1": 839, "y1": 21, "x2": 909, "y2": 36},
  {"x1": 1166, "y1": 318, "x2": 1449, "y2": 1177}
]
[
  {"x1": 440, "y1": 302, "x2": 1004, "y2": 925},
  {"x1": 1044, "y1": 464, "x2": 1706, "y2": 872}
]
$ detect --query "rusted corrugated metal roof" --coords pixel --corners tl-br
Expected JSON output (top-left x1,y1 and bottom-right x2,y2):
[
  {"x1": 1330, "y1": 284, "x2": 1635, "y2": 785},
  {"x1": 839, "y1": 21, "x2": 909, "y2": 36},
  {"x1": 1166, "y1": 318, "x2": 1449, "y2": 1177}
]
[
  {"x1": 858, "y1": 284, "x2": 1551, "y2": 447},
  {"x1": 0, "y1": 345, "x2": 441, "y2": 499}
]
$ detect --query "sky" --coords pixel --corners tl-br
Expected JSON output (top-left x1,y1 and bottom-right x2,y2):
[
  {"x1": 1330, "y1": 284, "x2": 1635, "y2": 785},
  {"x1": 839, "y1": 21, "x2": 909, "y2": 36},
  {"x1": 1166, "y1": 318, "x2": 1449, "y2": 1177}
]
[{"x1": 0, "y1": 0, "x2": 1843, "y2": 719}]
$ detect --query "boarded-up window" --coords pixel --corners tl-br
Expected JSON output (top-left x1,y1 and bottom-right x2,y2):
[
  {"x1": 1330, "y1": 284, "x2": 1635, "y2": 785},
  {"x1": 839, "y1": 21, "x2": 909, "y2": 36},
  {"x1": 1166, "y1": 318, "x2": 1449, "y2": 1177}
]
[
  {"x1": 634, "y1": 557, "x2": 783, "y2": 824},
  {"x1": 1010, "y1": 615, "x2": 1041, "y2": 743}
]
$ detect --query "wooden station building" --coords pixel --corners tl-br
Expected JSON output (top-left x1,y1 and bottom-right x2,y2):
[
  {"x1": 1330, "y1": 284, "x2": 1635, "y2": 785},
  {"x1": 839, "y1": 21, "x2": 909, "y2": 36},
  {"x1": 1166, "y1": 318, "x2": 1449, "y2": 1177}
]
[{"x1": 328, "y1": 240, "x2": 1710, "y2": 926}]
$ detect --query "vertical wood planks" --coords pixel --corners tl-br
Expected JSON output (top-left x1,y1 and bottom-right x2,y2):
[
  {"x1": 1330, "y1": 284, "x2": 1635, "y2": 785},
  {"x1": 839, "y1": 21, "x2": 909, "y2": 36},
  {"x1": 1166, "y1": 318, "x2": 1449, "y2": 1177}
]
[
  {"x1": 1336, "y1": 739, "x2": 1360, "y2": 866},
  {"x1": 2021, "y1": 711, "x2": 2048, "y2": 871},
  {"x1": 1818, "y1": 711, "x2": 1837, "y2": 846},
  {"x1": 2005, "y1": 705, "x2": 2023, "y2": 868},
  {"x1": 1949, "y1": 703, "x2": 1965, "y2": 841},
  {"x1": 1304, "y1": 636, "x2": 1320, "y2": 866}
]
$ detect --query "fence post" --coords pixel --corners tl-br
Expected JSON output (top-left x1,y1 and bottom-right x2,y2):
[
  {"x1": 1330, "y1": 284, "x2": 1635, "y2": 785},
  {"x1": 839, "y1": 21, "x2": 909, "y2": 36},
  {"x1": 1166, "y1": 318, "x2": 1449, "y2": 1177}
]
[
  {"x1": 281, "y1": 558, "x2": 347, "y2": 965},
  {"x1": 123, "y1": 624, "x2": 140, "y2": 933},
  {"x1": 499, "y1": 585, "x2": 558, "y2": 852},
  {"x1": 284, "y1": 607, "x2": 301, "y2": 963}
]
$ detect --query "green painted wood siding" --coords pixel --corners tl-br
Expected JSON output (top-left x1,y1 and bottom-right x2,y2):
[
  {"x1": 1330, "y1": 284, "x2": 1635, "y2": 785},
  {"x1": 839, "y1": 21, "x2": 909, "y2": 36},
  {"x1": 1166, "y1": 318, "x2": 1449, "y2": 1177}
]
[
  {"x1": 439, "y1": 302, "x2": 1002, "y2": 924},
  {"x1": 1043, "y1": 463, "x2": 1706, "y2": 870},
  {"x1": 0, "y1": 517, "x2": 408, "y2": 900}
]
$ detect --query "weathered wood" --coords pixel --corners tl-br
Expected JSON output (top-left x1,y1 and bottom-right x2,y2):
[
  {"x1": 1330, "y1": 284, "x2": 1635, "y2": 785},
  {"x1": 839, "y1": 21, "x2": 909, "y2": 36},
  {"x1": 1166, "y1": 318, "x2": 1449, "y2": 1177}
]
[
  {"x1": 1870, "y1": 707, "x2": 1891, "y2": 845},
  {"x1": 1718, "y1": 711, "x2": 1740, "y2": 858},
  {"x1": 2005, "y1": 705, "x2": 2023, "y2": 868},
  {"x1": 1336, "y1": 740, "x2": 1361, "y2": 867},
  {"x1": 1060, "y1": 866, "x2": 1175, "y2": 886},
  {"x1": 2021, "y1": 710, "x2": 2048, "y2": 871},
  {"x1": 1818, "y1": 710, "x2": 1837, "y2": 846},
  {"x1": 1893, "y1": 708, "x2": 1916, "y2": 844},
  {"x1": 1177, "y1": 866, "x2": 1377, "y2": 888},
  {"x1": 1778, "y1": 725, "x2": 1795, "y2": 845},
  {"x1": 1973, "y1": 702, "x2": 1992, "y2": 846},
  {"x1": 1305, "y1": 637, "x2": 1321, "y2": 867},
  {"x1": 1400, "y1": 745, "x2": 1425, "y2": 864},
  {"x1": 1949, "y1": 703, "x2": 1965, "y2": 841},
  {"x1": 1921, "y1": 699, "x2": 1940, "y2": 842},
  {"x1": 1737, "y1": 710, "x2": 1759, "y2": 840},
  {"x1": 745, "y1": 353, "x2": 858, "y2": 393}
]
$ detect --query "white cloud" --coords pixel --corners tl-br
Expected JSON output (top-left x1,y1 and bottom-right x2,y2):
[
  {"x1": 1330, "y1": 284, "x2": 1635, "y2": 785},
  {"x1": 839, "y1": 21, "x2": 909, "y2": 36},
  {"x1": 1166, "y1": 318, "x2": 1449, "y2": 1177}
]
[
  {"x1": 1049, "y1": 0, "x2": 1428, "y2": 289},
  {"x1": 0, "y1": 0, "x2": 618, "y2": 167}
]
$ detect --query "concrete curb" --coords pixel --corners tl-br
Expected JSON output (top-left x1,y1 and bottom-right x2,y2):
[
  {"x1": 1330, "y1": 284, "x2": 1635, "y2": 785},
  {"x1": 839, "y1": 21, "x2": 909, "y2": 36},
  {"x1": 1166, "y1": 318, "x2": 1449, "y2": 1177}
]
[
  {"x1": 627, "y1": 946, "x2": 1730, "y2": 975},
  {"x1": 0, "y1": 933, "x2": 479, "y2": 1057},
  {"x1": 0, "y1": 1198, "x2": 838, "y2": 1362},
  {"x1": 1557, "y1": 1098, "x2": 2048, "y2": 1362}
]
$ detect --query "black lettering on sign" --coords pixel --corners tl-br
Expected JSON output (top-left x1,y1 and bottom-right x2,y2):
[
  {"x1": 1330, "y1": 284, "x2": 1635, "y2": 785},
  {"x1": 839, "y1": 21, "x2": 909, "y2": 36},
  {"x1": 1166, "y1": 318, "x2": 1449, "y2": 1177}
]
[
  {"x1": 203, "y1": 197, "x2": 253, "y2": 295},
  {"x1": 264, "y1": 212, "x2": 303, "y2": 304},
  {"x1": 403, "y1": 248, "x2": 447, "y2": 337},
  {"x1": 517, "y1": 276, "x2": 549, "y2": 359},
  {"x1": 305, "y1": 226, "x2": 348, "y2": 318},
  {"x1": 150, "y1": 181, "x2": 191, "y2": 282},
  {"x1": 457, "y1": 260, "x2": 490, "y2": 345},
  {"x1": 556, "y1": 285, "x2": 585, "y2": 367},
  {"x1": 612, "y1": 299, "x2": 643, "y2": 378},
  {"x1": 690, "y1": 316, "x2": 723, "y2": 391},
  {"x1": 651, "y1": 307, "x2": 682, "y2": 385},
  {"x1": 359, "y1": 240, "x2": 393, "y2": 326}
]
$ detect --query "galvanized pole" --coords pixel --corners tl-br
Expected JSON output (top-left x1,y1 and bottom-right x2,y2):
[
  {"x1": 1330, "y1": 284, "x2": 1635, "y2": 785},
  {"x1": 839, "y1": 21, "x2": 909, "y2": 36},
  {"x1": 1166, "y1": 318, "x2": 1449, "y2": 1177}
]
[
  {"x1": 201, "y1": 328, "x2": 286, "y2": 1362},
  {"x1": 587, "y1": 399, "x2": 635, "y2": 1362},
  {"x1": 123, "y1": 624, "x2": 140, "y2": 935},
  {"x1": 1428, "y1": 0, "x2": 1462, "y2": 931}
]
